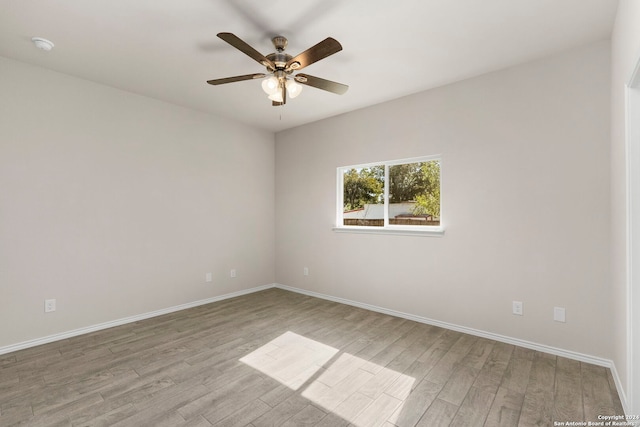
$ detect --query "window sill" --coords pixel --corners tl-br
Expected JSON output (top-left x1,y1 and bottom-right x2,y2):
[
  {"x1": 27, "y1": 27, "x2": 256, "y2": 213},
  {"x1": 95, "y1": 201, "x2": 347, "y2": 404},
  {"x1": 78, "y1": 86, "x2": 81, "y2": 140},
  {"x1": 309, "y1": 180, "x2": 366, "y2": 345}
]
[{"x1": 332, "y1": 226, "x2": 445, "y2": 237}]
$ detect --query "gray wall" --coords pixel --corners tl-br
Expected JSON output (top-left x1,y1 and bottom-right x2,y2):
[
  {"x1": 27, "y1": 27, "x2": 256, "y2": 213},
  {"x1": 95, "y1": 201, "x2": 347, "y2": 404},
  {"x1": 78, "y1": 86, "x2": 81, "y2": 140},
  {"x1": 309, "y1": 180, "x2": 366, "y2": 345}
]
[
  {"x1": 275, "y1": 41, "x2": 611, "y2": 359},
  {"x1": 0, "y1": 57, "x2": 276, "y2": 347}
]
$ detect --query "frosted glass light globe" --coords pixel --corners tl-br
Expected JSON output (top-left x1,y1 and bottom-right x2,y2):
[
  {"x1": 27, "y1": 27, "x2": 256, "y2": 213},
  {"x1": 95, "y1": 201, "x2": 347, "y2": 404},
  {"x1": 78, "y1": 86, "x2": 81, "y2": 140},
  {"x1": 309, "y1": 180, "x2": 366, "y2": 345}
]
[
  {"x1": 285, "y1": 79, "x2": 302, "y2": 98},
  {"x1": 268, "y1": 91, "x2": 283, "y2": 103},
  {"x1": 261, "y1": 77, "x2": 279, "y2": 95}
]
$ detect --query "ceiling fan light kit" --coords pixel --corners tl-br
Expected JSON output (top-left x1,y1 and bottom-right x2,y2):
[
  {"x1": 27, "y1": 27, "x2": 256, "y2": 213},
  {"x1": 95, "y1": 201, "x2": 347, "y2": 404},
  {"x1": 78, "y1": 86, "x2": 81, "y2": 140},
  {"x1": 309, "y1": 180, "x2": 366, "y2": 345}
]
[{"x1": 207, "y1": 33, "x2": 348, "y2": 106}]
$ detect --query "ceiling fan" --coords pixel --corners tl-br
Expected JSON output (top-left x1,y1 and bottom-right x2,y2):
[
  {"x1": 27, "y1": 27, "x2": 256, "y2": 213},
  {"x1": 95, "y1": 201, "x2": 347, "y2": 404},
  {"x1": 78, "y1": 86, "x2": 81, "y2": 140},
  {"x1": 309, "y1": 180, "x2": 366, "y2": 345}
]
[{"x1": 207, "y1": 32, "x2": 348, "y2": 106}]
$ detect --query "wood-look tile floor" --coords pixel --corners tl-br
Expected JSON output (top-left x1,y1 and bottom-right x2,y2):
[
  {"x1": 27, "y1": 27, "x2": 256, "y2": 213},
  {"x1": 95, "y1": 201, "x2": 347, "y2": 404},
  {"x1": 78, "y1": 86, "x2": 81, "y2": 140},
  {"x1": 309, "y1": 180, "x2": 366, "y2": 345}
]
[{"x1": 0, "y1": 288, "x2": 625, "y2": 427}]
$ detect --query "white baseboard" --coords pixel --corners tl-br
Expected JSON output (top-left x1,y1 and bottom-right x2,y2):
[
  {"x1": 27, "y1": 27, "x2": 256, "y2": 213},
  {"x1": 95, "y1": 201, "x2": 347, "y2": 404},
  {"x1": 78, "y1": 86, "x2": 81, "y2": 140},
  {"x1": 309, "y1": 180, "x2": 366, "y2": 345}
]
[
  {"x1": 1, "y1": 282, "x2": 629, "y2": 415},
  {"x1": 0, "y1": 284, "x2": 275, "y2": 356},
  {"x1": 274, "y1": 283, "x2": 630, "y2": 414},
  {"x1": 610, "y1": 362, "x2": 630, "y2": 416}
]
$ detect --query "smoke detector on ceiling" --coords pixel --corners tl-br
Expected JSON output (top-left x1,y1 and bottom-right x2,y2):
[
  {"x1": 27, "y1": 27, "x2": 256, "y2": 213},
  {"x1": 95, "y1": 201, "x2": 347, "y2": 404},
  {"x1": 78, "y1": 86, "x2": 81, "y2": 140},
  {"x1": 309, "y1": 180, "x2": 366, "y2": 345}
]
[{"x1": 31, "y1": 37, "x2": 54, "y2": 51}]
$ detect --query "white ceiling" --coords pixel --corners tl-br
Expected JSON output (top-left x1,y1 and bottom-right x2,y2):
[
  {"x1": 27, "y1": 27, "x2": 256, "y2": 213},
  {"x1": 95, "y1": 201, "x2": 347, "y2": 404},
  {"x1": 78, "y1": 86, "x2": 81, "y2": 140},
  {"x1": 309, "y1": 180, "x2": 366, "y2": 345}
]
[{"x1": 0, "y1": 0, "x2": 618, "y2": 132}]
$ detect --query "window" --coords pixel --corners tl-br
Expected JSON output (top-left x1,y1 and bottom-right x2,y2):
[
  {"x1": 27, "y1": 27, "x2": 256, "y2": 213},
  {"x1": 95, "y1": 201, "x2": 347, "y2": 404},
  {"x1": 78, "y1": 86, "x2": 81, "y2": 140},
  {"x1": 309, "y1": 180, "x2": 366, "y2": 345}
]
[{"x1": 336, "y1": 156, "x2": 442, "y2": 235}]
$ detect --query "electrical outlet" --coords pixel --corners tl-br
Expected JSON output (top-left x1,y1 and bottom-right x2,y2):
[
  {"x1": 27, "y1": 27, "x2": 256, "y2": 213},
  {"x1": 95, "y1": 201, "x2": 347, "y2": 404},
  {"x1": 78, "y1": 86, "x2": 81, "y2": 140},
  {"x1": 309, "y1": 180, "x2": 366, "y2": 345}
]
[
  {"x1": 554, "y1": 307, "x2": 566, "y2": 322},
  {"x1": 44, "y1": 299, "x2": 56, "y2": 313},
  {"x1": 205, "y1": 272, "x2": 212, "y2": 283},
  {"x1": 230, "y1": 269, "x2": 236, "y2": 278},
  {"x1": 303, "y1": 267, "x2": 309, "y2": 276},
  {"x1": 512, "y1": 301, "x2": 523, "y2": 316}
]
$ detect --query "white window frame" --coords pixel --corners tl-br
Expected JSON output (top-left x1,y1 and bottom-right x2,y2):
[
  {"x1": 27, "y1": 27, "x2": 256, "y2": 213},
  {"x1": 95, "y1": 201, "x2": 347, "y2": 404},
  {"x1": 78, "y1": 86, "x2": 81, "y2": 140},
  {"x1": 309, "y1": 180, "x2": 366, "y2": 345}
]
[{"x1": 334, "y1": 155, "x2": 444, "y2": 236}]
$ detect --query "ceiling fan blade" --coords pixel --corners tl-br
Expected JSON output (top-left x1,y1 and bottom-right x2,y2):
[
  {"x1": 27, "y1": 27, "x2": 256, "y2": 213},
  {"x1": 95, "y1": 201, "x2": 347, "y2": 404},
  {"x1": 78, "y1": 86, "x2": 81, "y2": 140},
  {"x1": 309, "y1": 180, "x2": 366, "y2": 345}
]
[
  {"x1": 207, "y1": 73, "x2": 266, "y2": 85},
  {"x1": 294, "y1": 74, "x2": 348, "y2": 95},
  {"x1": 286, "y1": 37, "x2": 342, "y2": 71},
  {"x1": 217, "y1": 32, "x2": 275, "y2": 69}
]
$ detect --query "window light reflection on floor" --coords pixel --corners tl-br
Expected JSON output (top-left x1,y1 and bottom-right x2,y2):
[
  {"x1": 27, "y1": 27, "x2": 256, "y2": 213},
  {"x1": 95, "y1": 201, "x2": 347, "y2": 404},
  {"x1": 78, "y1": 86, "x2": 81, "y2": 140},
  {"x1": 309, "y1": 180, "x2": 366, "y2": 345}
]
[{"x1": 239, "y1": 331, "x2": 415, "y2": 426}]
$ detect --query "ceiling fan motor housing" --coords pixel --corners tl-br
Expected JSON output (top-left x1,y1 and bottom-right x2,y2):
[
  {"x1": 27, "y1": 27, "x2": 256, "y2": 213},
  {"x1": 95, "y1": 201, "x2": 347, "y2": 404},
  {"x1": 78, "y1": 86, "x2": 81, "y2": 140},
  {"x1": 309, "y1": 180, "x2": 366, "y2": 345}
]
[
  {"x1": 266, "y1": 52, "x2": 293, "y2": 71},
  {"x1": 266, "y1": 36, "x2": 294, "y2": 72}
]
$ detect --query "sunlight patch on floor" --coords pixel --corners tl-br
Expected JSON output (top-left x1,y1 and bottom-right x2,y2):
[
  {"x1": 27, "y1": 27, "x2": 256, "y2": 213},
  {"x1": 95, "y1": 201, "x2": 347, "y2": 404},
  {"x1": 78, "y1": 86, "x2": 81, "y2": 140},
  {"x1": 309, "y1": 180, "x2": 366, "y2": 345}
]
[
  {"x1": 239, "y1": 331, "x2": 338, "y2": 390},
  {"x1": 240, "y1": 331, "x2": 415, "y2": 427}
]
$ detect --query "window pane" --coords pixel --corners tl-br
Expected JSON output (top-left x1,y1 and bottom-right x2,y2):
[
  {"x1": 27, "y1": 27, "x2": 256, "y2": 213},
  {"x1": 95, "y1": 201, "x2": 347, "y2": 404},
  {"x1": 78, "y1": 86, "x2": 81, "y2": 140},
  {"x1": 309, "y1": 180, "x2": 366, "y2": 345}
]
[
  {"x1": 388, "y1": 160, "x2": 440, "y2": 226},
  {"x1": 342, "y1": 165, "x2": 384, "y2": 226}
]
